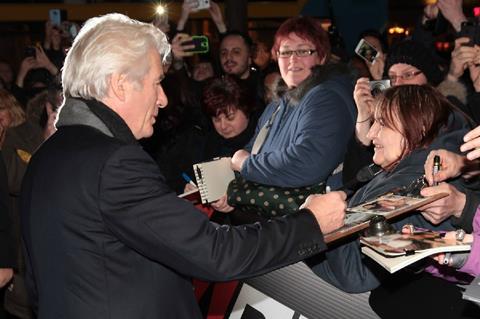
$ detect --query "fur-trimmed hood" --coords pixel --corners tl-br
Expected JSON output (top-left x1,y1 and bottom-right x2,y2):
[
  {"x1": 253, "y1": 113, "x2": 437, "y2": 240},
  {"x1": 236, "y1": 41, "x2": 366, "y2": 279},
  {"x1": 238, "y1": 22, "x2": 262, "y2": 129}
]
[{"x1": 272, "y1": 63, "x2": 353, "y2": 106}]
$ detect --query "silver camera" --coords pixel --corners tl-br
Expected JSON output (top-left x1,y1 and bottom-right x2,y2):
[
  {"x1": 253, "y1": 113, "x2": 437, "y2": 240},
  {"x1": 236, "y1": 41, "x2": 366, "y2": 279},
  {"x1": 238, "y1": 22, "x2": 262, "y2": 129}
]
[{"x1": 369, "y1": 79, "x2": 391, "y2": 96}]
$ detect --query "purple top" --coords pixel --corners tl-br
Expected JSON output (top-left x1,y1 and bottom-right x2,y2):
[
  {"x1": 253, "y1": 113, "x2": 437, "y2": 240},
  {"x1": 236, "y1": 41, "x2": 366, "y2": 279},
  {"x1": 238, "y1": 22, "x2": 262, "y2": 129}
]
[
  {"x1": 423, "y1": 206, "x2": 480, "y2": 282},
  {"x1": 459, "y1": 205, "x2": 480, "y2": 277}
]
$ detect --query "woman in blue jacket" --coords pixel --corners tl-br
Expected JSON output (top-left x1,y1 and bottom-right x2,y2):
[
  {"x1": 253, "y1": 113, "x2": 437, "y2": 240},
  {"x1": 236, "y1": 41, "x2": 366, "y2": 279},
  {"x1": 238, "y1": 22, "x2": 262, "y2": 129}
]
[{"x1": 213, "y1": 16, "x2": 356, "y2": 212}]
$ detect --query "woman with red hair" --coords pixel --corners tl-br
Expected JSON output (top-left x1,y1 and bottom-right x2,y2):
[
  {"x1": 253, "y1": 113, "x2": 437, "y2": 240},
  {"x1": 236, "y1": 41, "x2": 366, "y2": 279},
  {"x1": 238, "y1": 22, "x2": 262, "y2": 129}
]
[
  {"x1": 311, "y1": 85, "x2": 478, "y2": 318},
  {"x1": 213, "y1": 16, "x2": 356, "y2": 212}
]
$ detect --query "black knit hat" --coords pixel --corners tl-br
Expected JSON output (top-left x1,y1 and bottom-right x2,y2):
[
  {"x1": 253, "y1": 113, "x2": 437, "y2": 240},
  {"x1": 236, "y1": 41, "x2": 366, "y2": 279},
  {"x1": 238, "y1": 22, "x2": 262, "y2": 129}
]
[{"x1": 385, "y1": 40, "x2": 444, "y2": 86}]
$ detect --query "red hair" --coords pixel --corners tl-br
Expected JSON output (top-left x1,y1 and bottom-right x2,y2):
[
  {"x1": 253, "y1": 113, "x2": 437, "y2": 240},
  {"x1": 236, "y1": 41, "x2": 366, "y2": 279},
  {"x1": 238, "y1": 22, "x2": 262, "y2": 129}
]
[
  {"x1": 271, "y1": 17, "x2": 331, "y2": 62},
  {"x1": 375, "y1": 85, "x2": 457, "y2": 166}
]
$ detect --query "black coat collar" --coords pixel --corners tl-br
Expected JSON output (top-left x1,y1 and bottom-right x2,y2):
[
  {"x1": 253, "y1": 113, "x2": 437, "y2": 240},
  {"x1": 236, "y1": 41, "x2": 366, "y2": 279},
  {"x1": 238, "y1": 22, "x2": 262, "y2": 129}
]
[{"x1": 57, "y1": 98, "x2": 138, "y2": 145}]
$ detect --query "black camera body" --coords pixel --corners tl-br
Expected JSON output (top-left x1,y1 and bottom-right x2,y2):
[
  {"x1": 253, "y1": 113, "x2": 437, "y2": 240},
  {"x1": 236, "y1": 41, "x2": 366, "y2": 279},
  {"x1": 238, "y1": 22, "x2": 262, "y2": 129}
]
[
  {"x1": 369, "y1": 79, "x2": 391, "y2": 96},
  {"x1": 458, "y1": 20, "x2": 480, "y2": 47}
]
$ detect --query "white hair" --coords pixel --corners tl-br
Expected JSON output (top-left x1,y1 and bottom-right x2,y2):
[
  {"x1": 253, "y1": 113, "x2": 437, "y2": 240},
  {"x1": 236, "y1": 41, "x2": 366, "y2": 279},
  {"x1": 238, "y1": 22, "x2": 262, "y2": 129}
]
[{"x1": 62, "y1": 13, "x2": 171, "y2": 100}]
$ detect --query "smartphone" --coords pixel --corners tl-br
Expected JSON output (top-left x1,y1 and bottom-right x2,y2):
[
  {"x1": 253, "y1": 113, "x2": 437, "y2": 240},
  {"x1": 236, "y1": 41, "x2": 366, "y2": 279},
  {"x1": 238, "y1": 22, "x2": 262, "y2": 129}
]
[
  {"x1": 196, "y1": 0, "x2": 210, "y2": 11},
  {"x1": 355, "y1": 38, "x2": 380, "y2": 64},
  {"x1": 24, "y1": 46, "x2": 36, "y2": 58},
  {"x1": 49, "y1": 9, "x2": 62, "y2": 26},
  {"x1": 458, "y1": 20, "x2": 480, "y2": 47},
  {"x1": 185, "y1": 0, "x2": 210, "y2": 12},
  {"x1": 183, "y1": 35, "x2": 209, "y2": 54}
]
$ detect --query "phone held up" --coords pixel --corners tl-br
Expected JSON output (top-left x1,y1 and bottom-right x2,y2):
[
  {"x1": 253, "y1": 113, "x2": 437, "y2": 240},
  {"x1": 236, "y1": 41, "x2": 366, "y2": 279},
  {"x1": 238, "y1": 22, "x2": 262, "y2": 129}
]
[
  {"x1": 24, "y1": 46, "x2": 36, "y2": 59},
  {"x1": 355, "y1": 38, "x2": 380, "y2": 64},
  {"x1": 48, "y1": 9, "x2": 65, "y2": 26},
  {"x1": 458, "y1": 20, "x2": 480, "y2": 47},
  {"x1": 184, "y1": 0, "x2": 210, "y2": 12},
  {"x1": 183, "y1": 36, "x2": 209, "y2": 54}
]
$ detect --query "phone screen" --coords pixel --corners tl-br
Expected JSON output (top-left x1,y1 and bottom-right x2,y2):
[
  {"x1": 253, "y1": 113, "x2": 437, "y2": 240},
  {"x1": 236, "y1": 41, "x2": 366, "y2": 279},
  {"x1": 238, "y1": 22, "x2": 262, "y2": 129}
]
[
  {"x1": 183, "y1": 36, "x2": 209, "y2": 54},
  {"x1": 49, "y1": 9, "x2": 62, "y2": 26},
  {"x1": 355, "y1": 39, "x2": 379, "y2": 64}
]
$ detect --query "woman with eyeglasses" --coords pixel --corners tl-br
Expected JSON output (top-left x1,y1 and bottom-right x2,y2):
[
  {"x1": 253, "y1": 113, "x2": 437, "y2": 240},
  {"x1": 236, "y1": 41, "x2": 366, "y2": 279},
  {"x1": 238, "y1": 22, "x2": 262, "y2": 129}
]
[
  {"x1": 353, "y1": 40, "x2": 469, "y2": 146},
  {"x1": 212, "y1": 16, "x2": 356, "y2": 213}
]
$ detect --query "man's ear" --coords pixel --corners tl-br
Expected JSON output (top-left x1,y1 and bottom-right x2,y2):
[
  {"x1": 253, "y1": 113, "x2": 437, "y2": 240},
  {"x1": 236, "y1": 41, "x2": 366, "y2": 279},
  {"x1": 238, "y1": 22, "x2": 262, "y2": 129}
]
[{"x1": 110, "y1": 73, "x2": 128, "y2": 102}]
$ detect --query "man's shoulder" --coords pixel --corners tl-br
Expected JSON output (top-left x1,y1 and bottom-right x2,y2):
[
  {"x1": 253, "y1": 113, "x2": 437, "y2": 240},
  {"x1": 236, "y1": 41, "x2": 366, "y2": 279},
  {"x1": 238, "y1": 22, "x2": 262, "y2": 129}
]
[{"x1": 34, "y1": 125, "x2": 128, "y2": 168}]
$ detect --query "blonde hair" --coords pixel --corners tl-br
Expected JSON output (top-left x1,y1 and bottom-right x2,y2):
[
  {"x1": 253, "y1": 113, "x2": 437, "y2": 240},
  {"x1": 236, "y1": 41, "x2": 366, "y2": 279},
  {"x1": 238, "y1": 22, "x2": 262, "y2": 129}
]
[
  {"x1": 62, "y1": 13, "x2": 171, "y2": 101},
  {"x1": 0, "y1": 89, "x2": 25, "y2": 127}
]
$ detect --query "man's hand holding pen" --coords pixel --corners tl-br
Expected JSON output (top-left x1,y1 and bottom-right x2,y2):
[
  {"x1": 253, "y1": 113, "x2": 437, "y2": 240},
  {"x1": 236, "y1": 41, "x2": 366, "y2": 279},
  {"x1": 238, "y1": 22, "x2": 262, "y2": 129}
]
[
  {"x1": 419, "y1": 150, "x2": 467, "y2": 224},
  {"x1": 423, "y1": 149, "x2": 466, "y2": 185}
]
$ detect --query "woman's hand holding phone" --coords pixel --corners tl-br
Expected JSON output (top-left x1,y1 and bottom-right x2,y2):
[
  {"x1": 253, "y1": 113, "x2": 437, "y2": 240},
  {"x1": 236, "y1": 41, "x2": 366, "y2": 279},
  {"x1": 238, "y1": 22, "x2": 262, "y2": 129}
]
[{"x1": 171, "y1": 33, "x2": 195, "y2": 59}]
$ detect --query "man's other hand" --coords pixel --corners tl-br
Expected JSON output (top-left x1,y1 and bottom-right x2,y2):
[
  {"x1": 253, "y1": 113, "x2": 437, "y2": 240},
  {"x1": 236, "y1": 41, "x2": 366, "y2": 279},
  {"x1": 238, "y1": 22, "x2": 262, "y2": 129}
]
[
  {"x1": 0, "y1": 268, "x2": 13, "y2": 288},
  {"x1": 303, "y1": 191, "x2": 347, "y2": 234}
]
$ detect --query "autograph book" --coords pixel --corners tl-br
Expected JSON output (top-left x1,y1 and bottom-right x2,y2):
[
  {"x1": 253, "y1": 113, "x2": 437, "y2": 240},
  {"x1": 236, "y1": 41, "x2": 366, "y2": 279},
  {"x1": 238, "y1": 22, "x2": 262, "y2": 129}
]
[
  {"x1": 323, "y1": 191, "x2": 448, "y2": 243},
  {"x1": 193, "y1": 157, "x2": 235, "y2": 204},
  {"x1": 360, "y1": 231, "x2": 471, "y2": 273}
]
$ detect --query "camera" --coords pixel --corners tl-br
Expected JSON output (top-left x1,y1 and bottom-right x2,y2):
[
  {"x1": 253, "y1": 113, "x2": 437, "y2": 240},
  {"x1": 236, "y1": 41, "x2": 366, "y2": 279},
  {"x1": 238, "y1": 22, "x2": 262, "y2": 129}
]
[
  {"x1": 458, "y1": 20, "x2": 480, "y2": 47},
  {"x1": 369, "y1": 79, "x2": 391, "y2": 96}
]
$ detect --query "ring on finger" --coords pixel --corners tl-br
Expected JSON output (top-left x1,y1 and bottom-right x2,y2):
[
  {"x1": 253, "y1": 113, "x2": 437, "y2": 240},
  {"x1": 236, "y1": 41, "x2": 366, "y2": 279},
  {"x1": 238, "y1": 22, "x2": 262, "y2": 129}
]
[{"x1": 455, "y1": 229, "x2": 466, "y2": 242}]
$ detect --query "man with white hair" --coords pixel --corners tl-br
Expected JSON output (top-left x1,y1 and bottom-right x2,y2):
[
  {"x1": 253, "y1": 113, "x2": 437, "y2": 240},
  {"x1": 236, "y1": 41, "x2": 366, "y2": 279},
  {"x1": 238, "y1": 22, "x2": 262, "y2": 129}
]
[{"x1": 20, "y1": 14, "x2": 346, "y2": 318}]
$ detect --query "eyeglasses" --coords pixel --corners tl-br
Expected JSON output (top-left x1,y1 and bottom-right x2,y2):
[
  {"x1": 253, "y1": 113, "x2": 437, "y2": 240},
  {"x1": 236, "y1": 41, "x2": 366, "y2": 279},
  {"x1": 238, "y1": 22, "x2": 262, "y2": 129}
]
[
  {"x1": 388, "y1": 70, "x2": 423, "y2": 83},
  {"x1": 277, "y1": 49, "x2": 317, "y2": 58}
]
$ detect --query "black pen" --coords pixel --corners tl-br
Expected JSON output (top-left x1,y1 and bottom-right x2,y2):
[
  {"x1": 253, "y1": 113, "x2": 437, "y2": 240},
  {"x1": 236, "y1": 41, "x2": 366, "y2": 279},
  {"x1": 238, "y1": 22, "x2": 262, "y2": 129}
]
[{"x1": 433, "y1": 155, "x2": 441, "y2": 186}]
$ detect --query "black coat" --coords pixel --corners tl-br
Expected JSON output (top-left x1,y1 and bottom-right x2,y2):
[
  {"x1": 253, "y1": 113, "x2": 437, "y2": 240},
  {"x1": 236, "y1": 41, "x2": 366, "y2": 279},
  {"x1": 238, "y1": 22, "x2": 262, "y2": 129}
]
[
  {"x1": 0, "y1": 150, "x2": 15, "y2": 268},
  {"x1": 20, "y1": 98, "x2": 326, "y2": 319}
]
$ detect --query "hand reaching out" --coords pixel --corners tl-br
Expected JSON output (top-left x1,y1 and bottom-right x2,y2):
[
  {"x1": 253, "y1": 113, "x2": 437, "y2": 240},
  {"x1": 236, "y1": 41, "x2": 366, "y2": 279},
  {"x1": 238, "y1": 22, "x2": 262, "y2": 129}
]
[
  {"x1": 208, "y1": 1, "x2": 226, "y2": 33},
  {"x1": 16, "y1": 56, "x2": 37, "y2": 88},
  {"x1": 468, "y1": 46, "x2": 480, "y2": 92},
  {"x1": 177, "y1": 1, "x2": 196, "y2": 31},
  {"x1": 0, "y1": 268, "x2": 13, "y2": 288},
  {"x1": 419, "y1": 183, "x2": 466, "y2": 224},
  {"x1": 437, "y1": 0, "x2": 467, "y2": 32},
  {"x1": 367, "y1": 52, "x2": 386, "y2": 81},
  {"x1": 424, "y1": 149, "x2": 466, "y2": 184},
  {"x1": 171, "y1": 33, "x2": 195, "y2": 60},
  {"x1": 231, "y1": 149, "x2": 250, "y2": 172},
  {"x1": 35, "y1": 46, "x2": 58, "y2": 75},
  {"x1": 353, "y1": 77, "x2": 374, "y2": 146},
  {"x1": 461, "y1": 126, "x2": 480, "y2": 160},
  {"x1": 302, "y1": 191, "x2": 346, "y2": 234},
  {"x1": 448, "y1": 37, "x2": 477, "y2": 81},
  {"x1": 211, "y1": 194, "x2": 234, "y2": 213}
]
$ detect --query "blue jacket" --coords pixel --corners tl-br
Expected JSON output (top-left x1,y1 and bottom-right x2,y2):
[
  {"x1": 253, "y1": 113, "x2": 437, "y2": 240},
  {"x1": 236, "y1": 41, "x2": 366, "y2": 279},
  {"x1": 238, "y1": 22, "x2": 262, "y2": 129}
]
[
  {"x1": 241, "y1": 64, "x2": 356, "y2": 187},
  {"x1": 309, "y1": 111, "x2": 473, "y2": 293}
]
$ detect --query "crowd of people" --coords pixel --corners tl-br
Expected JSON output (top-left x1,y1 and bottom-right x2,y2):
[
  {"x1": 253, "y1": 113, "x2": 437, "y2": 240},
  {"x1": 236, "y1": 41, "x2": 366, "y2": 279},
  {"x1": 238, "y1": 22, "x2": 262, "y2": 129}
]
[{"x1": 1, "y1": 0, "x2": 480, "y2": 318}]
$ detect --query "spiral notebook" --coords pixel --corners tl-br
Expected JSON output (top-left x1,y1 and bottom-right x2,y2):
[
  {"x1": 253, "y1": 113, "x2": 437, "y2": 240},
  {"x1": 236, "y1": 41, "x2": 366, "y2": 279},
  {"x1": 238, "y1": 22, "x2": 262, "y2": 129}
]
[{"x1": 193, "y1": 157, "x2": 235, "y2": 204}]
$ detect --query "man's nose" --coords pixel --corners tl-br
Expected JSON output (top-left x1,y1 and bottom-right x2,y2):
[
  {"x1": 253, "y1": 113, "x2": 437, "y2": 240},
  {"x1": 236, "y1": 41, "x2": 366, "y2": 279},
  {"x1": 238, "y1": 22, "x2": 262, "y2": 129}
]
[{"x1": 157, "y1": 86, "x2": 168, "y2": 109}]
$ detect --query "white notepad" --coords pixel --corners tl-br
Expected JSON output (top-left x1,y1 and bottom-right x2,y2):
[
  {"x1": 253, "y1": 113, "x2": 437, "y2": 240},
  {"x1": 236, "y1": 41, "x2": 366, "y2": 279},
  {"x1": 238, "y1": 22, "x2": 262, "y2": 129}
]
[{"x1": 193, "y1": 157, "x2": 235, "y2": 204}]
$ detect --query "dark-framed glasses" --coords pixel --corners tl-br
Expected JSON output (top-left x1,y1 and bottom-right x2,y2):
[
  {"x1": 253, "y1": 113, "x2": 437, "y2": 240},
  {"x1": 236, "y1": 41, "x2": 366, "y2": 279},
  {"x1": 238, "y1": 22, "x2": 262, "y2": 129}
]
[
  {"x1": 388, "y1": 70, "x2": 423, "y2": 83},
  {"x1": 277, "y1": 49, "x2": 317, "y2": 58}
]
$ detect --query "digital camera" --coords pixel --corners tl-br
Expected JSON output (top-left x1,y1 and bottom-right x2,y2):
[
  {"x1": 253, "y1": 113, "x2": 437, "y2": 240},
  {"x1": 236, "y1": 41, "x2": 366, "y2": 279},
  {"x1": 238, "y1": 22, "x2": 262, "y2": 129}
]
[{"x1": 369, "y1": 79, "x2": 391, "y2": 96}]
